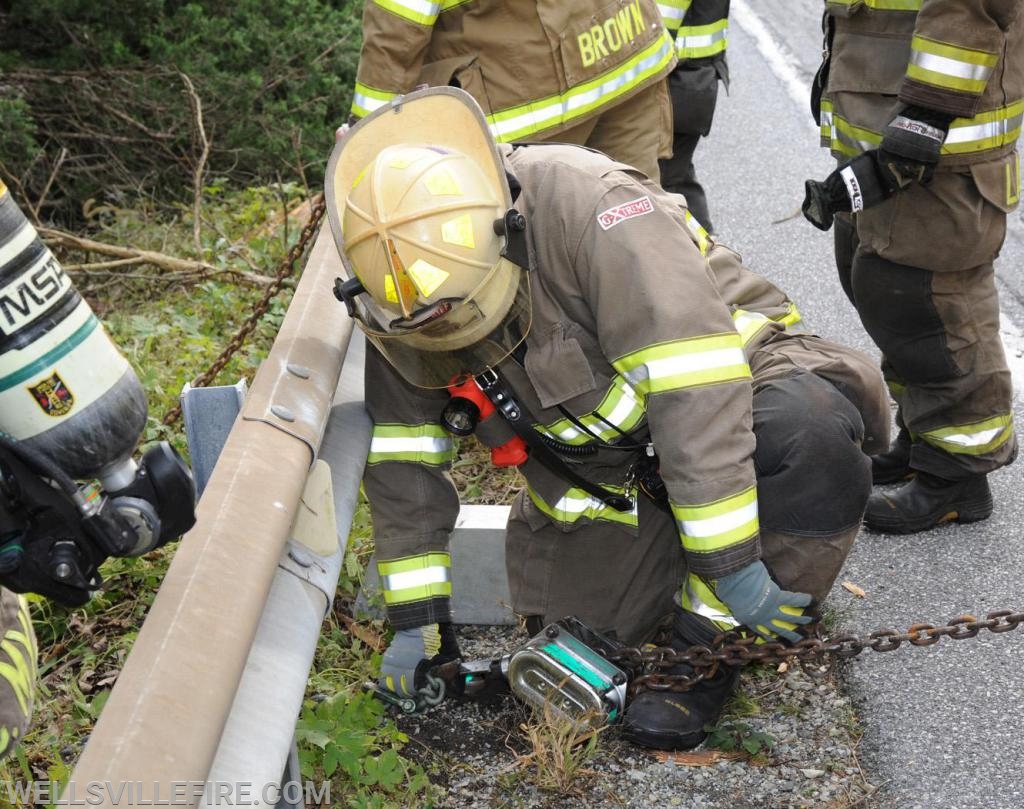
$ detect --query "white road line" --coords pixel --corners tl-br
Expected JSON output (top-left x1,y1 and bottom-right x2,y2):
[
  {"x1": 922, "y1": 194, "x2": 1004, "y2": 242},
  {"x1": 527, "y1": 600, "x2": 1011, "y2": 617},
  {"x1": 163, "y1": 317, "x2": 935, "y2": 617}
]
[
  {"x1": 732, "y1": 0, "x2": 816, "y2": 134},
  {"x1": 734, "y1": 0, "x2": 1024, "y2": 398}
]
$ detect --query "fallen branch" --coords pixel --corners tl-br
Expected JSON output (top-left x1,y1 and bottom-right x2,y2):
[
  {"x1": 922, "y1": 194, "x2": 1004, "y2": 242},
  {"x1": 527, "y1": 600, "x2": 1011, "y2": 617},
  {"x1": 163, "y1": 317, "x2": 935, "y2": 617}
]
[{"x1": 38, "y1": 227, "x2": 273, "y2": 287}]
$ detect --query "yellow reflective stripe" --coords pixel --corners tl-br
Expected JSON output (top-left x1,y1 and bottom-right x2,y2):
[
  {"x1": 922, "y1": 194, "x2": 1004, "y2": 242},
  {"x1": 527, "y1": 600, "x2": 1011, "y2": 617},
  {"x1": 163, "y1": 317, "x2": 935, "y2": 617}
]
[
  {"x1": 351, "y1": 82, "x2": 400, "y2": 118},
  {"x1": 676, "y1": 19, "x2": 728, "y2": 59},
  {"x1": 732, "y1": 303, "x2": 802, "y2": 345},
  {"x1": 778, "y1": 301, "x2": 803, "y2": 330},
  {"x1": 659, "y1": 0, "x2": 690, "y2": 31},
  {"x1": 908, "y1": 36, "x2": 997, "y2": 95},
  {"x1": 825, "y1": 111, "x2": 882, "y2": 157},
  {"x1": 680, "y1": 573, "x2": 739, "y2": 630},
  {"x1": 824, "y1": 101, "x2": 1023, "y2": 158},
  {"x1": 539, "y1": 418, "x2": 592, "y2": 446},
  {"x1": 528, "y1": 485, "x2": 639, "y2": 527},
  {"x1": 0, "y1": 598, "x2": 36, "y2": 721},
  {"x1": 584, "y1": 375, "x2": 647, "y2": 438},
  {"x1": 487, "y1": 32, "x2": 675, "y2": 141},
  {"x1": 827, "y1": 0, "x2": 921, "y2": 9},
  {"x1": 671, "y1": 486, "x2": 759, "y2": 553},
  {"x1": 886, "y1": 379, "x2": 906, "y2": 397},
  {"x1": 684, "y1": 210, "x2": 710, "y2": 255},
  {"x1": 378, "y1": 553, "x2": 452, "y2": 604},
  {"x1": 943, "y1": 100, "x2": 1024, "y2": 155},
  {"x1": 917, "y1": 413, "x2": 1014, "y2": 457},
  {"x1": 542, "y1": 375, "x2": 647, "y2": 445},
  {"x1": 613, "y1": 333, "x2": 750, "y2": 396},
  {"x1": 370, "y1": 0, "x2": 441, "y2": 26},
  {"x1": 732, "y1": 309, "x2": 771, "y2": 347},
  {"x1": 658, "y1": 0, "x2": 691, "y2": 30},
  {"x1": 367, "y1": 423, "x2": 455, "y2": 466}
]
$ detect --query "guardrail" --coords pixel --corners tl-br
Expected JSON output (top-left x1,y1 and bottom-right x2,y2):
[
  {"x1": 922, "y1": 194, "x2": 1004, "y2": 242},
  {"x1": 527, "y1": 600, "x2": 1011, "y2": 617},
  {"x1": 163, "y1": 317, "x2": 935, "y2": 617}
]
[{"x1": 64, "y1": 227, "x2": 368, "y2": 807}]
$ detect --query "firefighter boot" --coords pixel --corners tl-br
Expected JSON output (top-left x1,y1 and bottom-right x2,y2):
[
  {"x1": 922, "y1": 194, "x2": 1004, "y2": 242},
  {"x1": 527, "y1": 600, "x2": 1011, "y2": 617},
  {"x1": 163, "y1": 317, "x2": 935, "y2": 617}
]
[
  {"x1": 621, "y1": 610, "x2": 740, "y2": 750},
  {"x1": 621, "y1": 661, "x2": 739, "y2": 750},
  {"x1": 863, "y1": 471, "x2": 993, "y2": 534},
  {"x1": 870, "y1": 429, "x2": 912, "y2": 485}
]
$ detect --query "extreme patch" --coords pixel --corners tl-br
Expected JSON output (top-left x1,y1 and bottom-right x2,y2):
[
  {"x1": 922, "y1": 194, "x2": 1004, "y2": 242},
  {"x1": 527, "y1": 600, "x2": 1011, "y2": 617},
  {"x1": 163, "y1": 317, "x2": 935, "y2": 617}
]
[{"x1": 597, "y1": 196, "x2": 653, "y2": 230}]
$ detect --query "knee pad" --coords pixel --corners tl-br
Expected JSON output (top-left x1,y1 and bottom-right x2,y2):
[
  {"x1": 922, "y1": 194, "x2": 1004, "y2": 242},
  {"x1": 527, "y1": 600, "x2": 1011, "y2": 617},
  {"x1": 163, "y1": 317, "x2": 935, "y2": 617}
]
[
  {"x1": 850, "y1": 253, "x2": 960, "y2": 384},
  {"x1": 754, "y1": 372, "x2": 871, "y2": 532}
]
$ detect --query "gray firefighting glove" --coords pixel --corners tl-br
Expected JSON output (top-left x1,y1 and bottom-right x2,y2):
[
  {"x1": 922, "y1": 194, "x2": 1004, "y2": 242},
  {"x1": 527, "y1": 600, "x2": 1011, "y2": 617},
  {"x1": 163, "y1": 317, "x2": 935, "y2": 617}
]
[
  {"x1": 379, "y1": 622, "x2": 460, "y2": 697},
  {"x1": 877, "y1": 105, "x2": 954, "y2": 189},
  {"x1": 714, "y1": 560, "x2": 813, "y2": 643}
]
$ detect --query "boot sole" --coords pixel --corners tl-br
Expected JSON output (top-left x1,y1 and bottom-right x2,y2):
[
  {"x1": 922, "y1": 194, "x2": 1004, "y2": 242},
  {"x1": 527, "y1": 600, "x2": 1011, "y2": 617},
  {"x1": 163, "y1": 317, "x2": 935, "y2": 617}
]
[
  {"x1": 620, "y1": 722, "x2": 708, "y2": 751},
  {"x1": 864, "y1": 497, "x2": 994, "y2": 534}
]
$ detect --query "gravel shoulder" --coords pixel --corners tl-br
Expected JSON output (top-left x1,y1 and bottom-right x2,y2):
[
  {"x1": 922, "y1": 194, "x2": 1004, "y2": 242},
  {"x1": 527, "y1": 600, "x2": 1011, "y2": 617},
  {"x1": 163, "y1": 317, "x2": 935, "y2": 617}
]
[{"x1": 394, "y1": 625, "x2": 881, "y2": 809}]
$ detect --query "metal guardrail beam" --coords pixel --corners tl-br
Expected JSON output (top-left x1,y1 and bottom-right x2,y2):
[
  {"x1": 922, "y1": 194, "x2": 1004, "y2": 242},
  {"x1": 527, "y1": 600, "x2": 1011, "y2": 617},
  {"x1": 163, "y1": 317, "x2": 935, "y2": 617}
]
[{"x1": 66, "y1": 227, "x2": 353, "y2": 805}]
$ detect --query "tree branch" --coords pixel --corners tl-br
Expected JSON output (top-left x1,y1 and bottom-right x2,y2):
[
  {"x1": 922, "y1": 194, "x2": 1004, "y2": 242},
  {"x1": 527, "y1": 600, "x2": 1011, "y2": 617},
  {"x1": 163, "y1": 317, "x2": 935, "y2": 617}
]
[{"x1": 38, "y1": 228, "x2": 273, "y2": 286}]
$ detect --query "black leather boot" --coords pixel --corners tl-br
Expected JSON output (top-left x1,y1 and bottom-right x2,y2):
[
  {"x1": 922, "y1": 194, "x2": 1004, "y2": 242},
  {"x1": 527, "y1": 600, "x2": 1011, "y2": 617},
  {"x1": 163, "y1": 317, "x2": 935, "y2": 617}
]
[
  {"x1": 863, "y1": 471, "x2": 992, "y2": 534},
  {"x1": 621, "y1": 662, "x2": 740, "y2": 751},
  {"x1": 870, "y1": 429, "x2": 913, "y2": 485}
]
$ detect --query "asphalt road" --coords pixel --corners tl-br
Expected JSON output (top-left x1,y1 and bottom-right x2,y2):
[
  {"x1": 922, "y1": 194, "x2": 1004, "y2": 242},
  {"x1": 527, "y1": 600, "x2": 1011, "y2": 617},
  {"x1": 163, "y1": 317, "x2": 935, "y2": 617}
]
[{"x1": 699, "y1": 4, "x2": 1024, "y2": 808}]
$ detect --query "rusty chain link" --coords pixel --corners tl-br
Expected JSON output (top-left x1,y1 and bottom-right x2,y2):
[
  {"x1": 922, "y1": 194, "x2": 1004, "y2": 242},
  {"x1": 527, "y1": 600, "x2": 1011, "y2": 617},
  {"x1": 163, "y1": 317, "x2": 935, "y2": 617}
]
[
  {"x1": 605, "y1": 609, "x2": 1024, "y2": 693},
  {"x1": 161, "y1": 193, "x2": 328, "y2": 426}
]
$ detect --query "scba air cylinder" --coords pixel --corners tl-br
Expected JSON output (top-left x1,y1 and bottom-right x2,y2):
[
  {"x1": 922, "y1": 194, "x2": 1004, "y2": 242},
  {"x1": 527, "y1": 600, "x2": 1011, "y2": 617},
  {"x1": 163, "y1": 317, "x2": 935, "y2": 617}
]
[{"x1": 0, "y1": 181, "x2": 147, "y2": 486}]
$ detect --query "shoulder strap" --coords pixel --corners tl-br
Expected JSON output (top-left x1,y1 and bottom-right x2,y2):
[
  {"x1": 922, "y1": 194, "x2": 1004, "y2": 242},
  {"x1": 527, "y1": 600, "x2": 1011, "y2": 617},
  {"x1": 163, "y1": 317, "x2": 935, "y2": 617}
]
[{"x1": 474, "y1": 369, "x2": 635, "y2": 512}]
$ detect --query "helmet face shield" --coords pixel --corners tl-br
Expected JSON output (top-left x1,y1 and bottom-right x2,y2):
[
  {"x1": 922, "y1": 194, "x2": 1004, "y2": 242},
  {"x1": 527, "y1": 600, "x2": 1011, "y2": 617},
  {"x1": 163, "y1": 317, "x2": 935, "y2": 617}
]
[
  {"x1": 363, "y1": 264, "x2": 532, "y2": 389},
  {"x1": 326, "y1": 88, "x2": 532, "y2": 389}
]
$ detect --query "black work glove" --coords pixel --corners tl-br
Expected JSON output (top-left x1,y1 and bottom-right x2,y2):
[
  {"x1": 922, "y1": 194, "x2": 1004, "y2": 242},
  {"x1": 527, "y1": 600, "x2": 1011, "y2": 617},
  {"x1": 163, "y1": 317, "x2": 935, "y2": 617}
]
[
  {"x1": 877, "y1": 105, "x2": 954, "y2": 189},
  {"x1": 802, "y1": 151, "x2": 895, "y2": 231}
]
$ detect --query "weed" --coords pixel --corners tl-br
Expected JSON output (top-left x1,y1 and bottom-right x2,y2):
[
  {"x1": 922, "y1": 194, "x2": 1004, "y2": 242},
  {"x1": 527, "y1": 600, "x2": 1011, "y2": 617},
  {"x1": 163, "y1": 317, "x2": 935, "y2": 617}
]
[
  {"x1": 515, "y1": 699, "x2": 606, "y2": 796},
  {"x1": 705, "y1": 720, "x2": 776, "y2": 760},
  {"x1": 294, "y1": 691, "x2": 440, "y2": 808}
]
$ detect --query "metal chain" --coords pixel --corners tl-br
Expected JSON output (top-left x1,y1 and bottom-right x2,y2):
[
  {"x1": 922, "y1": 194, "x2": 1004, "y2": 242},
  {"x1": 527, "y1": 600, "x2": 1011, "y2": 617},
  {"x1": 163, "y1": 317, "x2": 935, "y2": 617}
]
[
  {"x1": 161, "y1": 193, "x2": 328, "y2": 426},
  {"x1": 604, "y1": 610, "x2": 1024, "y2": 693}
]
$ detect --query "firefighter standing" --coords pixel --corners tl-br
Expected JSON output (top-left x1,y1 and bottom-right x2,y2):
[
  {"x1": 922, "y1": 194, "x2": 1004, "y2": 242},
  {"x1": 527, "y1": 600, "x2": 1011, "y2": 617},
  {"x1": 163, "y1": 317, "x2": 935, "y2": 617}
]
[
  {"x1": 327, "y1": 87, "x2": 889, "y2": 750},
  {"x1": 813, "y1": 1, "x2": 1022, "y2": 533},
  {"x1": 347, "y1": 0, "x2": 677, "y2": 181},
  {"x1": 658, "y1": 0, "x2": 730, "y2": 232}
]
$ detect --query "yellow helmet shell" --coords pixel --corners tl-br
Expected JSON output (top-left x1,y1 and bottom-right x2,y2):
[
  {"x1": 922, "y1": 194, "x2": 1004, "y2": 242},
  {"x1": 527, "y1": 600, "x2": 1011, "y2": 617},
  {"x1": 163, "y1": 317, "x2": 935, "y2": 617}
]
[{"x1": 342, "y1": 144, "x2": 505, "y2": 325}]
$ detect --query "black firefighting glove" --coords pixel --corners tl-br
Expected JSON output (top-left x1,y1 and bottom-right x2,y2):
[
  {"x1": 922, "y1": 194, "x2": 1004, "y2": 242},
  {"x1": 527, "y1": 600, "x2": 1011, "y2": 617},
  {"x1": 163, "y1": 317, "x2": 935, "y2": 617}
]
[
  {"x1": 802, "y1": 151, "x2": 895, "y2": 231},
  {"x1": 877, "y1": 105, "x2": 954, "y2": 189},
  {"x1": 379, "y1": 622, "x2": 461, "y2": 697}
]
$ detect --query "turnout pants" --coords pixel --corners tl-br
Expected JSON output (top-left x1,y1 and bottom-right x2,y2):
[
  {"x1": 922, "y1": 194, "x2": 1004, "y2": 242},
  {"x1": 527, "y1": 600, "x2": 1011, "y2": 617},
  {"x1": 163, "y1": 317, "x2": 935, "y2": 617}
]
[
  {"x1": 833, "y1": 158, "x2": 1018, "y2": 481},
  {"x1": 505, "y1": 369, "x2": 872, "y2": 647}
]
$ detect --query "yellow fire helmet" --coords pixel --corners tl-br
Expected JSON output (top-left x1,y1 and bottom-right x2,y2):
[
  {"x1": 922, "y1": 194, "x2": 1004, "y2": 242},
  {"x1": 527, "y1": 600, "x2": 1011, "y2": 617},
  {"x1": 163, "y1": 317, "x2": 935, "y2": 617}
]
[{"x1": 325, "y1": 87, "x2": 532, "y2": 389}]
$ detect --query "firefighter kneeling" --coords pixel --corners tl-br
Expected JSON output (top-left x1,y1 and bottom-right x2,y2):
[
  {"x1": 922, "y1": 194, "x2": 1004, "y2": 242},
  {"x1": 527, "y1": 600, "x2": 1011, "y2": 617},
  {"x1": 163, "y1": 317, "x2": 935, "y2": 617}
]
[{"x1": 328, "y1": 88, "x2": 889, "y2": 750}]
